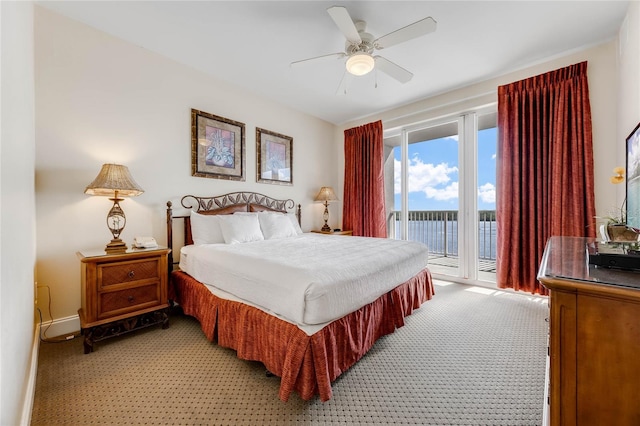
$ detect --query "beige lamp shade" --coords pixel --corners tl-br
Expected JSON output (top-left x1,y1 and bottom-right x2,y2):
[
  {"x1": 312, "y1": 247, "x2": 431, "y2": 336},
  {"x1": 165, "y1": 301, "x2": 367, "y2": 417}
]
[
  {"x1": 314, "y1": 186, "x2": 338, "y2": 202},
  {"x1": 84, "y1": 164, "x2": 144, "y2": 197}
]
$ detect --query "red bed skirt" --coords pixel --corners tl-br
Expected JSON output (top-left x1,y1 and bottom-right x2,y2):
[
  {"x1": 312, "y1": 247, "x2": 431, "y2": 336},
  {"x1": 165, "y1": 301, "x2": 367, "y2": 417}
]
[{"x1": 170, "y1": 268, "x2": 434, "y2": 401}]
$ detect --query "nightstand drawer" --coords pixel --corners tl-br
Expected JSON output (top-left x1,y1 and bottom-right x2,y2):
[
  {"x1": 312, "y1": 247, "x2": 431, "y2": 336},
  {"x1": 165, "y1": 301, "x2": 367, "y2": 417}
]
[
  {"x1": 99, "y1": 259, "x2": 160, "y2": 288},
  {"x1": 99, "y1": 283, "x2": 160, "y2": 318}
]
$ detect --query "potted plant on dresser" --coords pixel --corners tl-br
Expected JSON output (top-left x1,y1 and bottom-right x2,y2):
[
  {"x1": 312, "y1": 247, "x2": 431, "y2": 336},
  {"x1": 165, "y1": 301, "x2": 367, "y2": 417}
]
[{"x1": 601, "y1": 167, "x2": 640, "y2": 242}]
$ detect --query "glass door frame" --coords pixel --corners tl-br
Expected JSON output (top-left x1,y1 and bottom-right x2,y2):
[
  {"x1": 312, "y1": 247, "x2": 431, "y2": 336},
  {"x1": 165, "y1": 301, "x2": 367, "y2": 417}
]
[{"x1": 386, "y1": 104, "x2": 495, "y2": 282}]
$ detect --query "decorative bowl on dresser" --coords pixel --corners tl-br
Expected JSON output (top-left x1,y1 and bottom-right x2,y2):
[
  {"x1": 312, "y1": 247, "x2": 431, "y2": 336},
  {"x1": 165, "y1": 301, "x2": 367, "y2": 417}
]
[
  {"x1": 77, "y1": 246, "x2": 171, "y2": 354},
  {"x1": 310, "y1": 229, "x2": 353, "y2": 236}
]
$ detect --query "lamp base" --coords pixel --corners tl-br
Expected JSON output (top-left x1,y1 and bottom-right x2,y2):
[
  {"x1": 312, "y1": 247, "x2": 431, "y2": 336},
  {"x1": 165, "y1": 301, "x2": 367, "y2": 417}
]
[
  {"x1": 321, "y1": 223, "x2": 332, "y2": 232},
  {"x1": 105, "y1": 238, "x2": 128, "y2": 253}
]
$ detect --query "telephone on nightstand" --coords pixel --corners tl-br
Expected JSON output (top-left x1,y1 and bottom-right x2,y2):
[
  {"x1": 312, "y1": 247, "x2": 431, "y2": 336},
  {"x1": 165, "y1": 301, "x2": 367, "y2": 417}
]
[{"x1": 133, "y1": 237, "x2": 158, "y2": 249}]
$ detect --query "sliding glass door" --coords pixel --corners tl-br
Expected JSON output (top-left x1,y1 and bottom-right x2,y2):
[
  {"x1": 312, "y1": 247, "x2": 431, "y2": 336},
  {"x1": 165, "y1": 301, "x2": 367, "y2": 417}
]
[{"x1": 385, "y1": 108, "x2": 497, "y2": 283}]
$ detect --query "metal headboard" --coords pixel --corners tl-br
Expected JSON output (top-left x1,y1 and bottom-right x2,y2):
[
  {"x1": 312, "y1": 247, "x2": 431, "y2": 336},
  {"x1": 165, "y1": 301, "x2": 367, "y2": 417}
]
[{"x1": 166, "y1": 192, "x2": 301, "y2": 271}]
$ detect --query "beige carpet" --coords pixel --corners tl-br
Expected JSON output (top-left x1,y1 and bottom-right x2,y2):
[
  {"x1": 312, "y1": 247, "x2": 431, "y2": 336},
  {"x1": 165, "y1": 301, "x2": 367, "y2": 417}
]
[{"x1": 31, "y1": 281, "x2": 548, "y2": 425}]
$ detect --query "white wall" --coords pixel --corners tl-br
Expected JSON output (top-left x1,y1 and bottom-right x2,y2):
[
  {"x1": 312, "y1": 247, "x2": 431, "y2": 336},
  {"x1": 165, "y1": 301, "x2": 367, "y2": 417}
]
[
  {"x1": 0, "y1": 2, "x2": 37, "y2": 425},
  {"x1": 34, "y1": 7, "x2": 338, "y2": 328},
  {"x1": 337, "y1": 41, "x2": 621, "y2": 228},
  {"x1": 618, "y1": 0, "x2": 640, "y2": 206}
]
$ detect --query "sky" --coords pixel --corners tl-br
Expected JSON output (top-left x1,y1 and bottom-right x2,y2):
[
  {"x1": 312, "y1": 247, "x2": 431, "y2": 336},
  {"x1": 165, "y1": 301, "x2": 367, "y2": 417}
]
[{"x1": 393, "y1": 127, "x2": 497, "y2": 211}]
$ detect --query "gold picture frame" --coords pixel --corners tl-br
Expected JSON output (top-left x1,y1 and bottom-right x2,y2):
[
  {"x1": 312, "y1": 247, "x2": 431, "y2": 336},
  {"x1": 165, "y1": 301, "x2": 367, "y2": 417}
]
[
  {"x1": 256, "y1": 127, "x2": 293, "y2": 185},
  {"x1": 191, "y1": 109, "x2": 245, "y2": 181}
]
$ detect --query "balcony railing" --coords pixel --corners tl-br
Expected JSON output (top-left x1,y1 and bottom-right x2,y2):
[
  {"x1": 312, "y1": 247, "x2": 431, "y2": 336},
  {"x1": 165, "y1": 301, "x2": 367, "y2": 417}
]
[{"x1": 388, "y1": 210, "x2": 497, "y2": 261}]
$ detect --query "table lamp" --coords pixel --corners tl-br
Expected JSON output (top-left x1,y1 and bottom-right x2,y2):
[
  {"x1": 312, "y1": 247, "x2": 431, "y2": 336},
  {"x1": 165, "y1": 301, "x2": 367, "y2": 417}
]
[
  {"x1": 314, "y1": 186, "x2": 338, "y2": 232},
  {"x1": 84, "y1": 164, "x2": 144, "y2": 253}
]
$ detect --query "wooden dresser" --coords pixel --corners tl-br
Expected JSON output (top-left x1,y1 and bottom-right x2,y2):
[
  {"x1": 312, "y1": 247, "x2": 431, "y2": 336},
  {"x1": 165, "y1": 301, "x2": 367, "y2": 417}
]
[
  {"x1": 78, "y1": 247, "x2": 171, "y2": 353},
  {"x1": 538, "y1": 236, "x2": 640, "y2": 426}
]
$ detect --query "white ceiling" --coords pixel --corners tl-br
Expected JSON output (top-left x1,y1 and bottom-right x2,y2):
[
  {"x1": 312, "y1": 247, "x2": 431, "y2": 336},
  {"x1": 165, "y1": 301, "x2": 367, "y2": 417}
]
[{"x1": 36, "y1": 1, "x2": 629, "y2": 125}]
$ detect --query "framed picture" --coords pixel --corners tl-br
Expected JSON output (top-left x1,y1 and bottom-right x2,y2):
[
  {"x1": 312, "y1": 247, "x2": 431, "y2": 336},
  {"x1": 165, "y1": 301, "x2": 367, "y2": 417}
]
[
  {"x1": 256, "y1": 127, "x2": 293, "y2": 185},
  {"x1": 626, "y1": 121, "x2": 640, "y2": 228},
  {"x1": 191, "y1": 109, "x2": 245, "y2": 181}
]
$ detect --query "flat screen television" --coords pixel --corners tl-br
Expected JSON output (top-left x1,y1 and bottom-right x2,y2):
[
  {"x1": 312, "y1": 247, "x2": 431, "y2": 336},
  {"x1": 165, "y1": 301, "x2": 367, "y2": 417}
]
[{"x1": 626, "y1": 122, "x2": 640, "y2": 230}]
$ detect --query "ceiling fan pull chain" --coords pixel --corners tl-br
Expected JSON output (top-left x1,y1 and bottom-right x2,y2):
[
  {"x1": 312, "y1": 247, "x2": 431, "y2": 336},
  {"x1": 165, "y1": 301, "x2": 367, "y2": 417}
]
[{"x1": 336, "y1": 70, "x2": 348, "y2": 95}]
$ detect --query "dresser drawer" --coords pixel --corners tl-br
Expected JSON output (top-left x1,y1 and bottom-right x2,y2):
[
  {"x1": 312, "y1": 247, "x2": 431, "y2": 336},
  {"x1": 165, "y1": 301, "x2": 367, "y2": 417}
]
[
  {"x1": 99, "y1": 258, "x2": 160, "y2": 288},
  {"x1": 98, "y1": 283, "x2": 160, "y2": 319}
]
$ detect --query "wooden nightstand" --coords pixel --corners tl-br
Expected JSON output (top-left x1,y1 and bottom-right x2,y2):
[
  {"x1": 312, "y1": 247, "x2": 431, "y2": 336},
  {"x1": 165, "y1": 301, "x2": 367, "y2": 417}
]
[
  {"x1": 77, "y1": 246, "x2": 171, "y2": 354},
  {"x1": 311, "y1": 230, "x2": 353, "y2": 236}
]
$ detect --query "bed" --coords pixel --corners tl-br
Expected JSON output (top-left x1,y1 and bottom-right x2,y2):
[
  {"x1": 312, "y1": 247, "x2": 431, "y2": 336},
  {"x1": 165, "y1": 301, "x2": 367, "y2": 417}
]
[{"x1": 166, "y1": 192, "x2": 434, "y2": 402}]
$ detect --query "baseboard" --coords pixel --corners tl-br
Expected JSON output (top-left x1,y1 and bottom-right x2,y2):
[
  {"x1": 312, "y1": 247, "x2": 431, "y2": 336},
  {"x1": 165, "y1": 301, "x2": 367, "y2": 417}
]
[
  {"x1": 20, "y1": 325, "x2": 40, "y2": 426},
  {"x1": 38, "y1": 313, "x2": 80, "y2": 339}
]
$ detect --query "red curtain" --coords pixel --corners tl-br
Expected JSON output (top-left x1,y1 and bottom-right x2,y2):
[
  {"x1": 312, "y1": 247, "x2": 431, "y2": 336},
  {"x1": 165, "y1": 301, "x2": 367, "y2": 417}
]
[
  {"x1": 343, "y1": 120, "x2": 387, "y2": 237},
  {"x1": 497, "y1": 61, "x2": 596, "y2": 295}
]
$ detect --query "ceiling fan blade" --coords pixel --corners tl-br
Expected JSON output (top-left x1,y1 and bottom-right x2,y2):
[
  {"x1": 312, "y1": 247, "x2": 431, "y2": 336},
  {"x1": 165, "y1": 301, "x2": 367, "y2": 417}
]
[
  {"x1": 327, "y1": 6, "x2": 362, "y2": 44},
  {"x1": 374, "y1": 17, "x2": 437, "y2": 49},
  {"x1": 374, "y1": 56, "x2": 413, "y2": 83},
  {"x1": 290, "y1": 52, "x2": 345, "y2": 67}
]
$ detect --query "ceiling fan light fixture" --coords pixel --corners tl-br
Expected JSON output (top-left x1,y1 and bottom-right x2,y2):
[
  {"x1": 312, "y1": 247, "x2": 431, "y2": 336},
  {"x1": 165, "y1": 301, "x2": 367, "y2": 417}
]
[{"x1": 346, "y1": 53, "x2": 374, "y2": 76}]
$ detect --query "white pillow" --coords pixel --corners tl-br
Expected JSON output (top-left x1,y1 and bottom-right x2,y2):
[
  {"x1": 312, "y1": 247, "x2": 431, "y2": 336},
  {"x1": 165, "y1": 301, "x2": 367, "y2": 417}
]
[
  {"x1": 287, "y1": 213, "x2": 303, "y2": 235},
  {"x1": 258, "y1": 212, "x2": 299, "y2": 240},
  {"x1": 236, "y1": 210, "x2": 302, "y2": 234},
  {"x1": 218, "y1": 214, "x2": 264, "y2": 244},
  {"x1": 190, "y1": 210, "x2": 224, "y2": 245}
]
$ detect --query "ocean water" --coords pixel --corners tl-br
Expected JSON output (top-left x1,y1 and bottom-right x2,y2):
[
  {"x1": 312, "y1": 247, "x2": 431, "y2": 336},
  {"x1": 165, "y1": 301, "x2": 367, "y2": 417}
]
[{"x1": 392, "y1": 219, "x2": 497, "y2": 259}]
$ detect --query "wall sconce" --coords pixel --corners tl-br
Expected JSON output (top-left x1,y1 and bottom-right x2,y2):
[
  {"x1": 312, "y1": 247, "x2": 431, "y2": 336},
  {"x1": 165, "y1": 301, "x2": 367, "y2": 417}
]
[
  {"x1": 84, "y1": 164, "x2": 144, "y2": 253},
  {"x1": 314, "y1": 186, "x2": 338, "y2": 232}
]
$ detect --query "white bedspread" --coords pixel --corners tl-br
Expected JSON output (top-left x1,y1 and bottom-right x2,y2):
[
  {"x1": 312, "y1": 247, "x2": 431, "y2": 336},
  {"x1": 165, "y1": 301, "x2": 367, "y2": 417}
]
[{"x1": 179, "y1": 233, "x2": 428, "y2": 327}]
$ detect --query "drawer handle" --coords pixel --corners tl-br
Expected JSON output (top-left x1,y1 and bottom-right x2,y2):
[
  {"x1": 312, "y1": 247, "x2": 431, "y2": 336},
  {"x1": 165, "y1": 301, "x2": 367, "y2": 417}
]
[
  {"x1": 128, "y1": 295, "x2": 134, "y2": 303},
  {"x1": 128, "y1": 271, "x2": 135, "y2": 279}
]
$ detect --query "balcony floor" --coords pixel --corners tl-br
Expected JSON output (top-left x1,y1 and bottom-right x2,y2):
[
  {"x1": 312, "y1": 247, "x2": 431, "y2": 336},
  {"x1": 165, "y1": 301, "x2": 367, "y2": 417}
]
[{"x1": 428, "y1": 254, "x2": 497, "y2": 282}]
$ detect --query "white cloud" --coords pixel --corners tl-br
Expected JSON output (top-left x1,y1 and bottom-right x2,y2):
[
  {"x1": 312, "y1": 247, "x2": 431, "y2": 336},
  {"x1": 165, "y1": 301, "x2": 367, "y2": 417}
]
[
  {"x1": 425, "y1": 182, "x2": 459, "y2": 201},
  {"x1": 491, "y1": 153, "x2": 496, "y2": 160},
  {"x1": 394, "y1": 157, "x2": 459, "y2": 201},
  {"x1": 478, "y1": 182, "x2": 495, "y2": 203}
]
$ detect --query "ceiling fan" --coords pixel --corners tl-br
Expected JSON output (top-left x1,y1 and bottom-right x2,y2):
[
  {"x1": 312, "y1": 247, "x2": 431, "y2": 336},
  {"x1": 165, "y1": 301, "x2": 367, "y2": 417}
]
[{"x1": 291, "y1": 6, "x2": 437, "y2": 84}]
